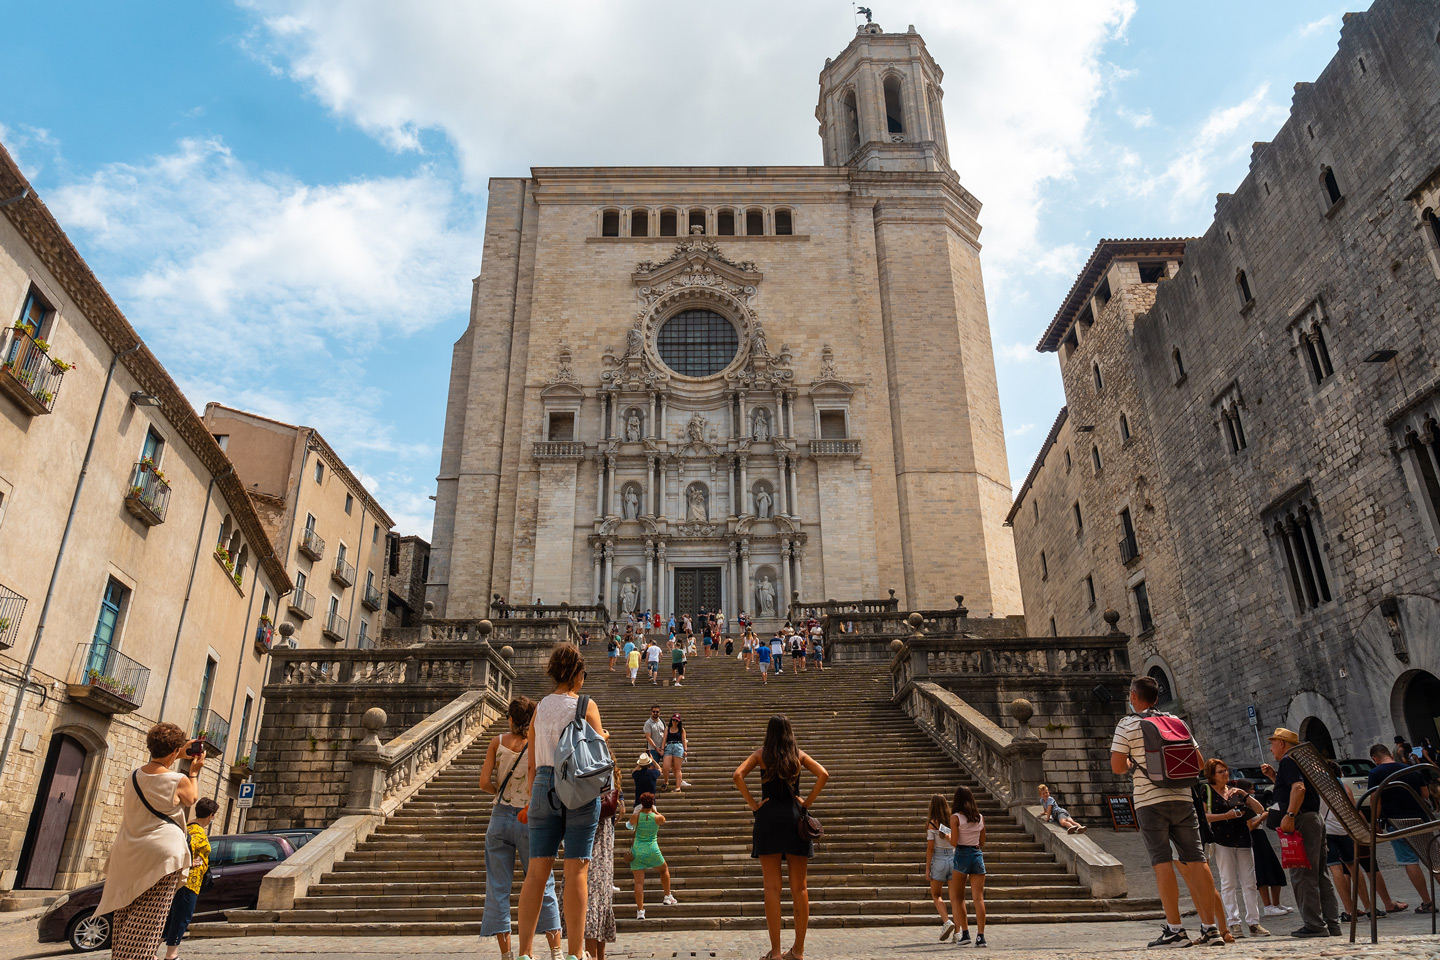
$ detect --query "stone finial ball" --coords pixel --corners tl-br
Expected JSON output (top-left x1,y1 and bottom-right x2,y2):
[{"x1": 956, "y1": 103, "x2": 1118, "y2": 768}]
[
  {"x1": 1103, "y1": 608, "x2": 1121, "y2": 626},
  {"x1": 500, "y1": 645, "x2": 515, "y2": 661},
  {"x1": 906, "y1": 612, "x2": 924, "y2": 629},
  {"x1": 424, "y1": 600, "x2": 435, "y2": 614},
  {"x1": 477, "y1": 619, "x2": 493, "y2": 637},
  {"x1": 888, "y1": 638, "x2": 905, "y2": 655},
  {"x1": 362, "y1": 707, "x2": 387, "y2": 732},
  {"x1": 559, "y1": 600, "x2": 569, "y2": 608},
  {"x1": 1008, "y1": 698, "x2": 1035, "y2": 724},
  {"x1": 277, "y1": 621, "x2": 295, "y2": 638}
]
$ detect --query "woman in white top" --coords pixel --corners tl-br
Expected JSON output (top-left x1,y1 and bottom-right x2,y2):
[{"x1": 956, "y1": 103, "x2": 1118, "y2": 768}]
[
  {"x1": 516, "y1": 644, "x2": 608, "y2": 960},
  {"x1": 96, "y1": 722, "x2": 204, "y2": 960},
  {"x1": 479, "y1": 696, "x2": 562, "y2": 960},
  {"x1": 925, "y1": 794, "x2": 958, "y2": 940}
]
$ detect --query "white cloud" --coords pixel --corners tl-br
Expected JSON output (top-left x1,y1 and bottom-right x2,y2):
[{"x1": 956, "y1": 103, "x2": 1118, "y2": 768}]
[
  {"x1": 997, "y1": 342, "x2": 1048, "y2": 364},
  {"x1": 1007, "y1": 422, "x2": 1037, "y2": 438},
  {"x1": 1299, "y1": 15, "x2": 1337, "y2": 38},
  {"x1": 1116, "y1": 105, "x2": 1154, "y2": 128},
  {"x1": 46, "y1": 137, "x2": 482, "y2": 535},
  {"x1": 0, "y1": 122, "x2": 60, "y2": 181}
]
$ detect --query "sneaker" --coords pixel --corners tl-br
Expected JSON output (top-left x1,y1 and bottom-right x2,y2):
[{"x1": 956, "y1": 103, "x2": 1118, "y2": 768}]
[
  {"x1": 681, "y1": 780, "x2": 693, "y2": 788},
  {"x1": 939, "y1": 920, "x2": 955, "y2": 941},
  {"x1": 1193, "y1": 927, "x2": 1225, "y2": 947},
  {"x1": 974, "y1": 933, "x2": 987, "y2": 948},
  {"x1": 1146, "y1": 926, "x2": 1192, "y2": 948},
  {"x1": 612, "y1": 884, "x2": 622, "y2": 893},
  {"x1": 1291, "y1": 927, "x2": 1327, "y2": 938},
  {"x1": 636, "y1": 909, "x2": 646, "y2": 920},
  {"x1": 551, "y1": 949, "x2": 565, "y2": 960},
  {"x1": 1261, "y1": 905, "x2": 1287, "y2": 917},
  {"x1": 1326, "y1": 924, "x2": 1342, "y2": 937},
  {"x1": 662, "y1": 894, "x2": 679, "y2": 905},
  {"x1": 955, "y1": 929, "x2": 971, "y2": 945},
  {"x1": 1340, "y1": 912, "x2": 1353, "y2": 923},
  {"x1": 1248, "y1": 924, "x2": 1270, "y2": 937}
]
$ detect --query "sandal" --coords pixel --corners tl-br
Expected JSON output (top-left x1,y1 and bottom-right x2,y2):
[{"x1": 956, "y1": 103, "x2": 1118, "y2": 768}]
[
  {"x1": 1417, "y1": 902, "x2": 1436, "y2": 914},
  {"x1": 782, "y1": 951, "x2": 804, "y2": 960},
  {"x1": 1388, "y1": 902, "x2": 1408, "y2": 913}
]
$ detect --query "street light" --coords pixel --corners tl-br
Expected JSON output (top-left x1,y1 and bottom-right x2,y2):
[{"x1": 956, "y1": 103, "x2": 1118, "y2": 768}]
[{"x1": 129, "y1": 391, "x2": 162, "y2": 407}]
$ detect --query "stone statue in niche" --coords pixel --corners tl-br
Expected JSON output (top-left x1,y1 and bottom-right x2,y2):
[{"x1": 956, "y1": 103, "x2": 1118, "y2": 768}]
[
  {"x1": 687, "y1": 485, "x2": 708, "y2": 521},
  {"x1": 620, "y1": 577, "x2": 639, "y2": 615},
  {"x1": 753, "y1": 407, "x2": 771, "y2": 442},
  {"x1": 755, "y1": 487, "x2": 773, "y2": 519},
  {"x1": 623, "y1": 487, "x2": 640, "y2": 520},
  {"x1": 687, "y1": 413, "x2": 707, "y2": 444},
  {"x1": 756, "y1": 575, "x2": 777, "y2": 618},
  {"x1": 626, "y1": 412, "x2": 641, "y2": 442}
]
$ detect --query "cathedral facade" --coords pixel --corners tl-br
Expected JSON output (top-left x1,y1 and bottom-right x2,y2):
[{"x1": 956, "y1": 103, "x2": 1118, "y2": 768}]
[{"x1": 428, "y1": 23, "x2": 1021, "y2": 624}]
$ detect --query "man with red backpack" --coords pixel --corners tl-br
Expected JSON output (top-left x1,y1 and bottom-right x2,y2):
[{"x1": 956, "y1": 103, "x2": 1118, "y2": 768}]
[{"x1": 1110, "y1": 675, "x2": 1226, "y2": 947}]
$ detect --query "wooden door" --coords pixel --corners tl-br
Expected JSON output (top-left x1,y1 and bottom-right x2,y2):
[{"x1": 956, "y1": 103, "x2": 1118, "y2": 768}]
[
  {"x1": 19, "y1": 735, "x2": 85, "y2": 888},
  {"x1": 673, "y1": 568, "x2": 722, "y2": 624}
]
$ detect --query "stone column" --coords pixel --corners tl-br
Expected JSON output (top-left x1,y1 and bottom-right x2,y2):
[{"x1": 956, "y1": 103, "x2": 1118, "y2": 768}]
[
  {"x1": 645, "y1": 455, "x2": 655, "y2": 517},
  {"x1": 648, "y1": 391, "x2": 658, "y2": 439},
  {"x1": 594, "y1": 458, "x2": 606, "y2": 519},
  {"x1": 645, "y1": 540, "x2": 655, "y2": 616},
  {"x1": 737, "y1": 391, "x2": 748, "y2": 439},
  {"x1": 606, "y1": 455, "x2": 617, "y2": 517},
  {"x1": 737, "y1": 455, "x2": 750, "y2": 515},
  {"x1": 657, "y1": 541, "x2": 668, "y2": 620},
  {"x1": 723, "y1": 546, "x2": 734, "y2": 621},
  {"x1": 780, "y1": 539, "x2": 792, "y2": 619},
  {"x1": 740, "y1": 540, "x2": 751, "y2": 617},
  {"x1": 592, "y1": 544, "x2": 603, "y2": 605},
  {"x1": 787, "y1": 455, "x2": 800, "y2": 516},
  {"x1": 729, "y1": 543, "x2": 740, "y2": 619},
  {"x1": 601, "y1": 393, "x2": 611, "y2": 440},
  {"x1": 603, "y1": 541, "x2": 615, "y2": 615},
  {"x1": 793, "y1": 543, "x2": 804, "y2": 604}
]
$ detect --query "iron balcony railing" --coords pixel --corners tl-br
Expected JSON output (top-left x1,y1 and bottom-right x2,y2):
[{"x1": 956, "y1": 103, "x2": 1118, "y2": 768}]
[
  {"x1": 231, "y1": 739, "x2": 254, "y2": 776},
  {"x1": 71, "y1": 641, "x2": 151, "y2": 710},
  {"x1": 289, "y1": 587, "x2": 316, "y2": 619},
  {"x1": 1119, "y1": 536, "x2": 1140, "y2": 564},
  {"x1": 192, "y1": 708, "x2": 230, "y2": 759},
  {"x1": 0, "y1": 583, "x2": 26, "y2": 649},
  {"x1": 298, "y1": 527, "x2": 325, "y2": 561},
  {"x1": 323, "y1": 610, "x2": 349, "y2": 642},
  {"x1": 124, "y1": 460, "x2": 171, "y2": 525},
  {"x1": 0, "y1": 326, "x2": 67, "y2": 415},
  {"x1": 332, "y1": 556, "x2": 356, "y2": 587},
  {"x1": 361, "y1": 583, "x2": 383, "y2": 611}
]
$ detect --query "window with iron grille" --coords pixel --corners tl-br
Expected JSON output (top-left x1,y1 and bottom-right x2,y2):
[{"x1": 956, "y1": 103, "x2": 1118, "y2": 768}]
[{"x1": 656, "y1": 310, "x2": 739, "y2": 378}]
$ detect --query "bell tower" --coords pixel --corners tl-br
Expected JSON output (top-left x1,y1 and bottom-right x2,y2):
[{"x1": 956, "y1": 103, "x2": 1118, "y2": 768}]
[{"x1": 816, "y1": 22, "x2": 950, "y2": 172}]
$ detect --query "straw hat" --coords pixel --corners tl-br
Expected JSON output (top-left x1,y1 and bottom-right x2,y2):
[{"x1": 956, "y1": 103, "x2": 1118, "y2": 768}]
[
  {"x1": 636, "y1": 752, "x2": 657, "y2": 767},
  {"x1": 1267, "y1": 727, "x2": 1300, "y2": 746}
]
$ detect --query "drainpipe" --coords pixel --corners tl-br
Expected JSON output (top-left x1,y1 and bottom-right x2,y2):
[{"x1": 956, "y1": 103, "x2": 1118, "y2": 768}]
[
  {"x1": 215, "y1": 552, "x2": 260, "y2": 802},
  {"x1": 344, "y1": 500, "x2": 368, "y2": 648},
  {"x1": 0, "y1": 341, "x2": 143, "y2": 784},
  {"x1": 157, "y1": 468, "x2": 232, "y2": 719}
]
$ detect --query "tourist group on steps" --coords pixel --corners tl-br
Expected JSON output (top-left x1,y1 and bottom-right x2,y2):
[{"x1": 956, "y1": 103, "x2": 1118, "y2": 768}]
[{"x1": 87, "y1": 640, "x2": 1437, "y2": 960}]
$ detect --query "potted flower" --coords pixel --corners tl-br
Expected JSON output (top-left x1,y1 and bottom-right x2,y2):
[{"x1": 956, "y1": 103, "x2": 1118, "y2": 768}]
[
  {"x1": 232, "y1": 571, "x2": 243, "y2": 588},
  {"x1": 31, "y1": 338, "x2": 51, "y2": 354},
  {"x1": 214, "y1": 545, "x2": 234, "y2": 571}
]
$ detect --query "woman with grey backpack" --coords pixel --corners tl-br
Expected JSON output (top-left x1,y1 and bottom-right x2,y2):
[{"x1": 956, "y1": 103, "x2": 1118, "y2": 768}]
[{"x1": 515, "y1": 644, "x2": 612, "y2": 960}]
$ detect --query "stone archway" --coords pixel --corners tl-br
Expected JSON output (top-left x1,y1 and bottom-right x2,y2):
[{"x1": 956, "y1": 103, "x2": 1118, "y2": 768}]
[
  {"x1": 1393, "y1": 668, "x2": 1440, "y2": 746},
  {"x1": 1284, "y1": 691, "x2": 1349, "y2": 759},
  {"x1": 1299, "y1": 716, "x2": 1337, "y2": 760}
]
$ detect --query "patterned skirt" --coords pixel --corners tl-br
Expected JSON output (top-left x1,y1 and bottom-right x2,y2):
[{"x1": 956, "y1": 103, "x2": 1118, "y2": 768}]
[
  {"x1": 111, "y1": 871, "x2": 183, "y2": 960},
  {"x1": 556, "y1": 815, "x2": 617, "y2": 943}
]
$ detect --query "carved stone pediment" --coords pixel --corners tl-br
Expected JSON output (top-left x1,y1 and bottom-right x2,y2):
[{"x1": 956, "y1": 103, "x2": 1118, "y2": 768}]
[
  {"x1": 675, "y1": 520, "x2": 721, "y2": 538},
  {"x1": 634, "y1": 239, "x2": 761, "y2": 285}
]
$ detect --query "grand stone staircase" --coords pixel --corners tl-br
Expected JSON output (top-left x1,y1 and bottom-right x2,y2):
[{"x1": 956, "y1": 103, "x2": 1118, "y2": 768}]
[{"x1": 197, "y1": 652, "x2": 1159, "y2": 936}]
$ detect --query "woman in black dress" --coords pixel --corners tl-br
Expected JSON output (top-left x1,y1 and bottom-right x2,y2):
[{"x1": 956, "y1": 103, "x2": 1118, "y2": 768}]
[{"x1": 733, "y1": 715, "x2": 829, "y2": 960}]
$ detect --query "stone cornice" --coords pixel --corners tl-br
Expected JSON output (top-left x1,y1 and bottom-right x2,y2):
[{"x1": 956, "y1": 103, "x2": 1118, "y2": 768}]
[{"x1": 0, "y1": 141, "x2": 292, "y2": 594}]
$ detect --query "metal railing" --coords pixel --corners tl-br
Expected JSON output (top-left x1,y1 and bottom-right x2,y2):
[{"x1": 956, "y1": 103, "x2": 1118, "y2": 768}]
[
  {"x1": 323, "y1": 610, "x2": 349, "y2": 642},
  {"x1": 289, "y1": 587, "x2": 315, "y2": 619},
  {"x1": 332, "y1": 557, "x2": 356, "y2": 586},
  {"x1": 192, "y1": 708, "x2": 230, "y2": 758},
  {"x1": 1119, "y1": 536, "x2": 1140, "y2": 564},
  {"x1": 254, "y1": 618, "x2": 275, "y2": 652},
  {"x1": 70, "y1": 642, "x2": 151, "y2": 709},
  {"x1": 232, "y1": 739, "x2": 254, "y2": 772},
  {"x1": 124, "y1": 460, "x2": 171, "y2": 524},
  {"x1": 299, "y1": 527, "x2": 325, "y2": 561},
  {"x1": 0, "y1": 583, "x2": 26, "y2": 648},
  {"x1": 361, "y1": 584, "x2": 383, "y2": 611},
  {"x1": 0, "y1": 326, "x2": 66, "y2": 413}
]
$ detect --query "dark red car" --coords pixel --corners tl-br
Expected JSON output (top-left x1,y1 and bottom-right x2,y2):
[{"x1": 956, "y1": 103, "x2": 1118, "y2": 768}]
[{"x1": 36, "y1": 833, "x2": 296, "y2": 951}]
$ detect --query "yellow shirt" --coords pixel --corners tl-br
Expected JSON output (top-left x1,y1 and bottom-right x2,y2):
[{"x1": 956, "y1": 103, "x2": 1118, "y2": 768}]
[
  {"x1": 183, "y1": 823, "x2": 211, "y2": 894},
  {"x1": 627, "y1": 650, "x2": 641, "y2": 669}
]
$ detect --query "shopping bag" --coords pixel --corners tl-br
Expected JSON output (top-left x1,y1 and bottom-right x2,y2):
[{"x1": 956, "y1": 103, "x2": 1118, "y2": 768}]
[{"x1": 1278, "y1": 829, "x2": 1311, "y2": 869}]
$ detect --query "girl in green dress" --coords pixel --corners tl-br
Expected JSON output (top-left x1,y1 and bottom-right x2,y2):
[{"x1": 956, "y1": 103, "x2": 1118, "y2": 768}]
[{"x1": 628, "y1": 792, "x2": 677, "y2": 919}]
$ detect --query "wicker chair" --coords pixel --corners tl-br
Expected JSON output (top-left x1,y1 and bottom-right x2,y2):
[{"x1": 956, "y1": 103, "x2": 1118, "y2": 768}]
[{"x1": 1287, "y1": 741, "x2": 1439, "y2": 943}]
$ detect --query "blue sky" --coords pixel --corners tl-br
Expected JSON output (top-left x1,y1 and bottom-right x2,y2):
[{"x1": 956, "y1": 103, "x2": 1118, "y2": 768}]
[{"x1": 0, "y1": 1, "x2": 1348, "y2": 535}]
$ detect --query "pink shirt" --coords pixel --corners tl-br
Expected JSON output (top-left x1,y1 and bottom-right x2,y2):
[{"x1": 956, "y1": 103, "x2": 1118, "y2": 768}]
[{"x1": 951, "y1": 812, "x2": 984, "y2": 847}]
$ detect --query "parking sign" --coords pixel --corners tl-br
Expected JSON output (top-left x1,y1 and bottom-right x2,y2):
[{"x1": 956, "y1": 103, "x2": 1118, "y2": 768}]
[
  {"x1": 1246, "y1": 705, "x2": 1257, "y2": 726},
  {"x1": 237, "y1": 781, "x2": 256, "y2": 809}
]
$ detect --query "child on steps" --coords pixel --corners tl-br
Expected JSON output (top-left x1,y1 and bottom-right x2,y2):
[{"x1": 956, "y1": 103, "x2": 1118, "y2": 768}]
[
  {"x1": 628, "y1": 792, "x2": 677, "y2": 919},
  {"x1": 949, "y1": 784, "x2": 988, "y2": 947}
]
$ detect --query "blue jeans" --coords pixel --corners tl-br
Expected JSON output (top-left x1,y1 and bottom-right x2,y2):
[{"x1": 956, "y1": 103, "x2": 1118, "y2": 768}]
[
  {"x1": 162, "y1": 886, "x2": 198, "y2": 946},
  {"x1": 482, "y1": 802, "x2": 561, "y2": 937},
  {"x1": 528, "y1": 766, "x2": 602, "y2": 859}
]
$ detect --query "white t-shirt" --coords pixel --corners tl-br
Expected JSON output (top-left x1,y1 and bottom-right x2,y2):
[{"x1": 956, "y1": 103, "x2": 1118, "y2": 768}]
[
  {"x1": 926, "y1": 823, "x2": 955, "y2": 858},
  {"x1": 770, "y1": 638, "x2": 784, "y2": 656},
  {"x1": 1110, "y1": 713, "x2": 1193, "y2": 809},
  {"x1": 533, "y1": 692, "x2": 579, "y2": 768},
  {"x1": 646, "y1": 644, "x2": 661, "y2": 663}
]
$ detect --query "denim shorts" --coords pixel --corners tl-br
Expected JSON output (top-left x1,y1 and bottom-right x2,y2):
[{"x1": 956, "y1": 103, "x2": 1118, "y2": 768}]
[
  {"x1": 929, "y1": 851, "x2": 954, "y2": 882},
  {"x1": 527, "y1": 765, "x2": 602, "y2": 860},
  {"x1": 664, "y1": 742, "x2": 685, "y2": 758},
  {"x1": 952, "y1": 844, "x2": 986, "y2": 875},
  {"x1": 1392, "y1": 838, "x2": 1419, "y2": 865}
]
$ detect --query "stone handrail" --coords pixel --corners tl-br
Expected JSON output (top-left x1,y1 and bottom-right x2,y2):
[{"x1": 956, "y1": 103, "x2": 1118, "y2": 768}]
[
  {"x1": 890, "y1": 635, "x2": 1131, "y2": 694},
  {"x1": 258, "y1": 688, "x2": 507, "y2": 911},
  {"x1": 790, "y1": 594, "x2": 900, "y2": 620},
  {"x1": 382, "y1": 617, "x2": 583, "y2": 651},
  {"x1": 490, "y1": 601, "x2": 608, "y2": 622},
  {"x1": 531, "y1": 440, "x2": 587, "y2": 459},
  {"x1": 898, "y1": 680, "x2": 1045, "y2": 809},
  {"x1": 265, "y1": 645, "x2": 514, "y2": 700}
]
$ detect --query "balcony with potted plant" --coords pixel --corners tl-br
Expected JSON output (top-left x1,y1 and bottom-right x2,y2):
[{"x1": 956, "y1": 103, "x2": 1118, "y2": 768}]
[
  {"x1": 298, "y1": 527, "x2": 325, "y2": 561},
  {"x1": 0, "y1": 324, "x2": 69, "y2": 416},
  {"x1": 124, "y1": 459, "x2": 171, "y2": 526},
  {"x1": 230, "y1": 740, "x2": 253, "y2": 780},
  {"x1": 254, "y1": 614, "x2": 274, "y2": 655},
  {"x1": 361, "y1": 582, "x2": 383, "y2": 612},
  {"x1": 191, "y1": 709, "x2": 230, "y2": 760},
  {"x1": 0, "y1": 583, "x2": 26, "y2": 650},
  {"x1": 67, "y1": 642, "x2": 151, "y2": 715}
]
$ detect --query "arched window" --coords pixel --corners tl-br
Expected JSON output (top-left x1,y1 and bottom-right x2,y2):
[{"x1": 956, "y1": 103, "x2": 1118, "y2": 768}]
[
  {"x1": 216, "y1": 514, "x2": 232, "y2": 550},
  {"x1": 774, "y1": 209, "x2": 793, "y2": 236},
  {"x1": 1236, "y1": 269, "x2": 1254, "y2": 305},
  {"x1": 600, "y1": 209, "x2": 620, "y2": 237},
  {"x1": 1147, "y1": 665, "x2": 1174, "y2": 705},
  {"x1": 235, "y1": 545, "x2": 249, "y2": 587},
  {"x1": 631, "y1": 209, "x2": 649, "y2": 238},
  {"x1": 841, "y1": 90, "x2": 860, "y2": 155},
  {"x1": 745, "y1": 208, "x2": 765, "y2": 236},
  {"x1": 716, "y1": 209, "x2": 736, "y2": 236},
  {"x1": 1322, "y1": 166, "x2": 1343, "y2": 206},
  {"x1": 659, "y1": 209, "x2": 678, "y2": 237},
  {"x1": 688, "y1": 209, "x2": 706, "y2": 235},
  {"x1": 1427, "y1": 207, "x2": 1440, "y2": 248},
  {"x1": 882, "y1": 75, "x2": 905, "y2": 135}
]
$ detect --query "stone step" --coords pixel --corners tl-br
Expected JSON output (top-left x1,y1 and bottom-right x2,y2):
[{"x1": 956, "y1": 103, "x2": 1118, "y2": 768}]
[
  {"x1": 325, "y1": 860, "x2": 1072, "y2": 881},
  {"x1": 296, "y1": 879, "x2": 1088, "y2": 902}
]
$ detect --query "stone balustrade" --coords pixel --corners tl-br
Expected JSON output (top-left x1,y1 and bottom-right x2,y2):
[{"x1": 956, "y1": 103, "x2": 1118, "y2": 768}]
[
  {"x1": 890, "y1": 635, "x2": 1131, "y2": 692},
  {"x1": 266, "y1": 646, "x2": 513, "y2": 697}
]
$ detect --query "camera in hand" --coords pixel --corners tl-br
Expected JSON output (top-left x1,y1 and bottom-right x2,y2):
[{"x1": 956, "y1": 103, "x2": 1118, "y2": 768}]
[{"x1": 186, "y1": 739, "x2": 206, "y2": 757}]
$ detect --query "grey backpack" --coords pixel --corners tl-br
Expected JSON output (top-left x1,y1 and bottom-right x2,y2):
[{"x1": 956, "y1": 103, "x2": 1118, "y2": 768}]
[{"x1": 552, "y1": 694, "x2": 614, "y2": 809}]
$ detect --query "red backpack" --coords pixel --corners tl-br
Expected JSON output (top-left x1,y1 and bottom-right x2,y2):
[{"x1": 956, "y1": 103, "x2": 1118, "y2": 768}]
[{"x1": 1135, "y1": 710, "x2": 1203, "y2": 786}]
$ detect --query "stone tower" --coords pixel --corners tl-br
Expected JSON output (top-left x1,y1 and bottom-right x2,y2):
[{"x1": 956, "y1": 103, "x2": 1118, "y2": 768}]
[{"x1": 426, "y1": 22, "x2": 1020, "y2": 622}]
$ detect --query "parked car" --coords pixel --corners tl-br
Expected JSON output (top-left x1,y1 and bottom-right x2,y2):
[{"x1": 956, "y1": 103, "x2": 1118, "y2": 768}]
[
  {"x1": 1336, "y1": 757, "x2": 1376, "y2": 807},
  {"x1": 36, "y1": 833, "x2": 296, "y2": 952},
  {"x1": 246, "y1": 827, "x2": 321, "y2": 850},
  {"x1": 1231, "y1": 766, "x2": 1274, "y2": 807}
]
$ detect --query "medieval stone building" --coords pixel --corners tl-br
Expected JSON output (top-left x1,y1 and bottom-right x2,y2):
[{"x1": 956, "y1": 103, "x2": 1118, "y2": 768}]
[
  {"x1": 428, "y1": 22, "x2": 1021, "y2": 624},
  {"x1": 1012, "y1": 0, "x2": 1440, "y2": 761}
]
